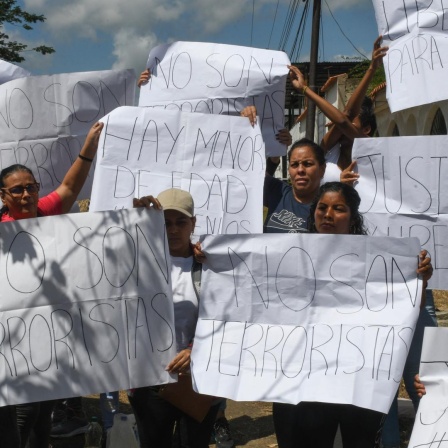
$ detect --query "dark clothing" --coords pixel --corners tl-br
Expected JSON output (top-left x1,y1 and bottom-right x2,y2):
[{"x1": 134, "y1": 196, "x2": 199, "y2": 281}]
[
  {"x1": 17, "y1": 400, "x2": 55, "y2": 448},
  {"x1": 273, "y1": 401, "x2": 384, "y2": 448},
  {"x1": 263, "y1": 176, "x2": 310, "y2": 233},
  {"x1": 0, "y1": 406, "x2": 20, "y2": 448},
  {"x1": 129, "y1": 386, "x2": 219, "y2": 448}
]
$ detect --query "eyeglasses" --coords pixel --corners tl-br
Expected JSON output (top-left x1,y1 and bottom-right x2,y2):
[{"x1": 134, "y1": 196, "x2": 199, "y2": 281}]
[{"x1": 1, "y1": 183, "x2": 40, "y2": 197}]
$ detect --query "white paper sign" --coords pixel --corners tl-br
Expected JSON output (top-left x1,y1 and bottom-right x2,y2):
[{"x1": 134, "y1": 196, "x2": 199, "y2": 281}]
[
  {"x1": 0, "y1": 207, "x2": 176, "y2": 406},
  {"x1": 372, "y1": 0, "x2": 448, "y2": 112},
  {"x1": 0, "y1": 60, "x2": 30, "y2": 85},
  {"x1": 353, "y1": 135, "x2": 448, "y2": 289},
  {"x1": 90, "y1": 106, "x2": 265, "y2": 235},
  {"x1": 139, "y1": 42, "x2": 290, "y2": 157},
  {"x1": 191, "y1": 233, "x2": 421, "y2": 413},
  {"x1": 0, "y1": 69, "x2": 136, "y2": 198},
  {"x1": 408, "y1": 327, "x2": 448, "y2": 447}
]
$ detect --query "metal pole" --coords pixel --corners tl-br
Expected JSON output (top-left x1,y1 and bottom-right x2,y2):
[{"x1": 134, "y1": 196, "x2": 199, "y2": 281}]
[{"x1": 305, "y1": 0, "x2": 321, "y2": 140}]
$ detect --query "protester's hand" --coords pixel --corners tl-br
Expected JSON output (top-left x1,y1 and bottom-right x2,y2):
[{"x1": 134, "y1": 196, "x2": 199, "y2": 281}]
[
  {"x1": 82, "y1": 122, "x2": 104, "y2": 155},
  {"x1": 276, "y1": 128, "x2": 292, "y2": 146},
  {"x1": 371, "y1": 36, "x2": 388, "y2": 71},
  {"x1": 288, "y1": 65, "x2": 306, "y2": 92},
  {"x1": 241, "y1": 105, "x2": 257, "y2": 126},
  {"x1": 166, "y1": 348, "x2": 191, "y2": 373},
  {"x1": 414, "y1": 374, "x2": 426, "y2": 398},
  {"x1": 133, "y1": 195, "x2": 162, "y2": 209},
  {"x1": 340, "y1": 160, "x2": 360, "y2": 186},
  {"x1": 137, "y1": 68, "x2": 151, "y2": 87},
  {"x1": 417, "y1": 250, "x2": 433, "y2": 286},
  {"x1": 193, "y1": 242, "x2": 207, "y2": 264}
]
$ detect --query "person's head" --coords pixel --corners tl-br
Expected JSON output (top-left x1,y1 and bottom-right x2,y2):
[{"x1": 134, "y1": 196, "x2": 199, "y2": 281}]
[
  {"x1": 157, "y1": 188, "x2": 196, "y2": 257},
  {"x1": 287, "y1": 138, "x2": 326, "y2": 204},
  {"x1": 0, "y1": 164, "x2": 40, "y2": 220},
  {"x1": 352, "y1": 96, "x2": 377, "y2": 137},
  {"x1": 308, "y1": 182, "x2": 366, "y2": 235}
]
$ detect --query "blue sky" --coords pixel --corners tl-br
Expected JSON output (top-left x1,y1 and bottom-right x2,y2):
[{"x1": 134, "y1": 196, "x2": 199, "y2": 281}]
[{"x1": 10, "y1": 0, "x2": 379, "y2": 77}]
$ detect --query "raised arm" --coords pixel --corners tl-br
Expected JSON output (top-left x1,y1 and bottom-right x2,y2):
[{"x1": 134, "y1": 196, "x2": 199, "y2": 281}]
[
  {"x1": 289, "y1": 65, "x2": 366, "y2": 141},
  {"x1": 321, "y1": 36, "x2": 388, "y2": 150},
  {"x1": 55, "y1": 121, "x2": 104, "y2": 213}
]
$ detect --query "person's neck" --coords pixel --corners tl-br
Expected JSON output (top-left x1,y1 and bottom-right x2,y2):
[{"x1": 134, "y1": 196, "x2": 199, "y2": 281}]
[
  {"x1": 170, "y1": 247, "x2": 193, "y2": 258},
  {"x1": 292, "y1": 189, "x2": 315, "y2": 205}
]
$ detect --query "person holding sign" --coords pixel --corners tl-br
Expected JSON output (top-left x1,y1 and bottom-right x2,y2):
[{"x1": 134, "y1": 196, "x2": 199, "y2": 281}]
[
  {"x1": 288, "y1": 37, "x2": 388, "y2": 186},
  {"x1": 264, "y1": 138, "x2": 326, "y2": 233},
  {"x1": 131, "y1": 188, "x2": 220, "y2": 448},
  {"x1": 272, "y1": 181, "x2": 433, "y2": 448},
  {"x1": 0, "y1": 121, "x2": 103, "y2": 448}
]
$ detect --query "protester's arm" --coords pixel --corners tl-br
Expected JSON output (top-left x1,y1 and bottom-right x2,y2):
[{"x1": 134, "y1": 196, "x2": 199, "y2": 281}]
[
  {"x1": 289, "y1": 65, "x2": 365, "y2": 142},
  {"x1": 417, "y1": 250, "x2": 433, "y2": 308},
  {"x1": 321, "y1": 36, "x2": 388, "y2": 150},
  {"x1": 55, "y1": 122, "x2": 103, "y2": 213}
]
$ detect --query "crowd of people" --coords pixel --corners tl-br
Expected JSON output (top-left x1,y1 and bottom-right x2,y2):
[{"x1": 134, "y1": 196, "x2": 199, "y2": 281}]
[{"x1": 0, "y1": 35, "x2": 438, "y2": 448}]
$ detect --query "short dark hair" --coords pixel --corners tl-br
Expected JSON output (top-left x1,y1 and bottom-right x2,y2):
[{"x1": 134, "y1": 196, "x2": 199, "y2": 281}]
[
  {"x1": 287, "y1": 138, "x2": 326, "y2": 166},
  {"x1": 308, "y1": 182, "x2": 367, "y2": 235},
  {"x1": 359, "y1": 97, "x2": 377, "y2": 137}
]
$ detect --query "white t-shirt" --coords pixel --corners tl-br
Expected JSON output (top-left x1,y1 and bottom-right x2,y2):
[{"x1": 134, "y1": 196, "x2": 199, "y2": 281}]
[
  {"x1": 171, "y1": 256, "x2": 199, "y2": 351},
  {"x1": 321, "y1": 144, "x2": 341, "y2": 184}
]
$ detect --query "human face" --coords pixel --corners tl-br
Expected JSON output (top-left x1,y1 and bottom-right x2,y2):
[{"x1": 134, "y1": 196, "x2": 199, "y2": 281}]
[
  {"x1": 314, "y1": 191, "x2": 352, "y2": 235},
  {"x1": 0, "y1": 171, "x2": 40, "y2": 220},
  {"x1": 352, "y1": 116, "x2": 371, "y2": 136},
  {"x1": 288, "y1": 146, "x2": 325, "y2": 203},
  {"x1": 164, "y1": 209, "x2": 196, "y2": 257}
]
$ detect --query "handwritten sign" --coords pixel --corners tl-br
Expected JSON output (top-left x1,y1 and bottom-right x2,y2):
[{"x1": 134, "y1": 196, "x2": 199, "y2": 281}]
[
  {"x1": 372, "y1": 0, "x2": 448, "y2": 112},
  {"x1": 353, "y1": 136, "x2": 448, "y2": 289},
  {"x1": 139, "y1": 42, "x2": 289, "y2": 157},
  {"x1": 89, "y1": 106, "x2": 265, "y2": 235},
  {"x1": 0, "y1": 208, "x2": 176, "y2": 406},
  {"x1": 0, "y1": 60, "x2": 30, "y2": 85},
  {"x1": 0, "y1": 69, "x2": 136, "y2": 198},
  {"x1": 191, "y1": 233, "x2": 421, "y2": 413},
  {"x1": 408, "y1": 327, "x2": 448, "y2": 447}
]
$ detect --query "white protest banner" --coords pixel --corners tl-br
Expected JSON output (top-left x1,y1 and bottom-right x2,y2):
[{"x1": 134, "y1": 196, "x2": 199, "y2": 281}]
[
  {"x1": 353, "y1": 135, "x2": 448, "y2": 289},
  {"x1": 0, "y1": 60, "x2": 30, "y2": 85},
  {"x1": 0, "y1": 69, "x2": 136, "y2": 198},
  {"x1": 191, "y1": 233, "x2": 421, "y2": 413},
  {"x1": 139, "y1": 42, "x2": 289, "y2": 157},
  {"x1": 408, "y1": 327, "x2": 448, "y2": 447},
  {"x1": 89, "y1": 106, "x2": 265, "y2": 235},
  {"x1": 0, "y1": 207, "x2": 176, "y2": 406},
  {"x1": 372, "y1": 0, "x2": 448, "y2": 112}
]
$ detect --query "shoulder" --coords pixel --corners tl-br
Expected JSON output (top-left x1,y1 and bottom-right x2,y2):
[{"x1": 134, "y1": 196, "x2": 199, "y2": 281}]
[{"x1": 37, "y1": 191, "x2": 63, "y2": 216}]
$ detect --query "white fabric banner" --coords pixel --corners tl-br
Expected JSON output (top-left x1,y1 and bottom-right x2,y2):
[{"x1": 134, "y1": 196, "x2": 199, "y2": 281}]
[
  {"x1": 0, "y1": 60, "x2": 30, "y2": 85},
  {"x1": 353, "y1": 135, "x2": 448, "y2": 289},
  {"x1": 0, "y1": 69, "x2": 136, "y2": 198},
  {"x1": 139, "y1": 42, "x2": 290, "y2": 157},
  {"x1": 90, "y1": 106, "x2": 265, "y2": 235},
  {"x1": 372, "y1": 0, "x2": 448, "y2": 112},
  {"x1": 409, "y1": 327, "x2": 448, "y2": 447},
  {"x1": 0, "y1": 208, "x2": 176, "y2": 406},
  {"x1": 191, "y1": 233, "x2": 421, "y2": 413}
]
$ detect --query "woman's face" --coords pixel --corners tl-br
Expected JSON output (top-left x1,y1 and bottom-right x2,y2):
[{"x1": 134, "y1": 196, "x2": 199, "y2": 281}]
[
  {"x1": 288, "y1": 146, "x2": 325, "y2": 203},
  {"x1": 0, "y1": 171, "x2": 39, "y2": 220},
  {"x1": 164, "y1": 209, "x2": 196, "y2": 257},
  {"x1": 314, "y1": 191, "x2": 352, "y2": 235}
]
